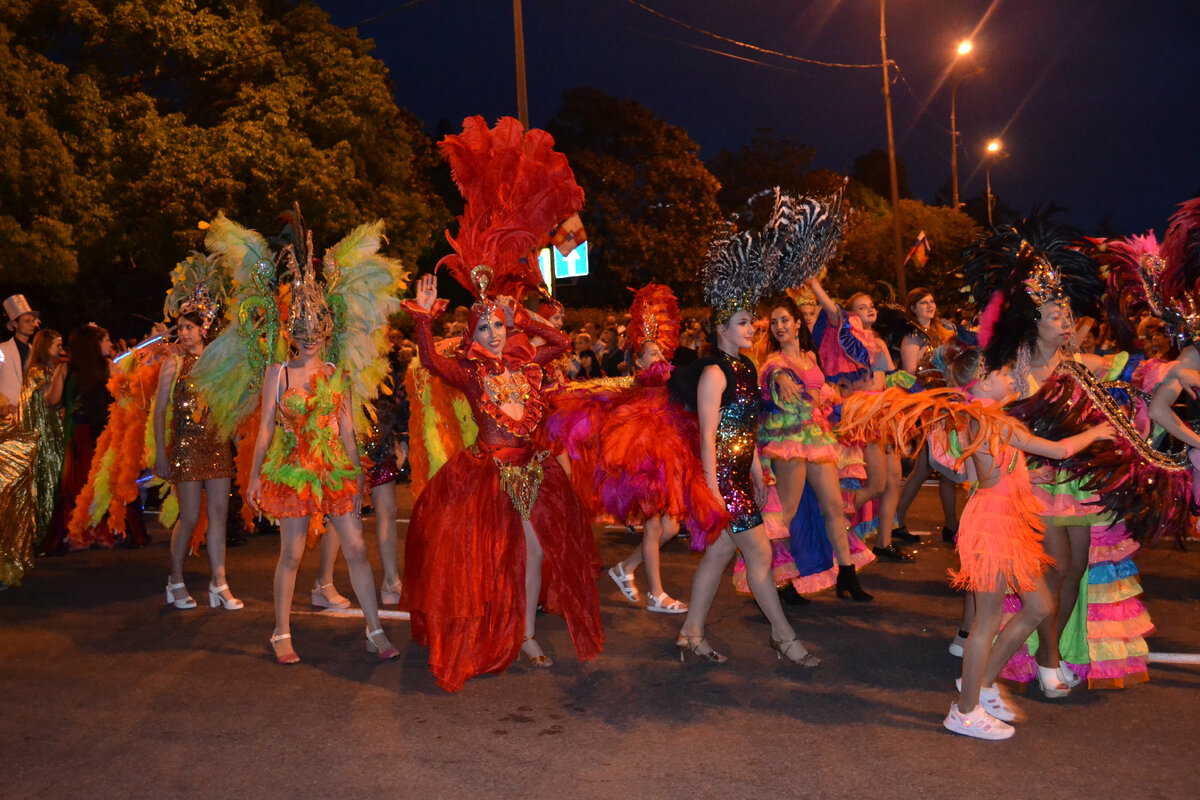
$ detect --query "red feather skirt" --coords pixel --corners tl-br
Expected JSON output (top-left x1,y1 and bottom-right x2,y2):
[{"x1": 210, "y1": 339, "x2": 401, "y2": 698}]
[{"x1": 401, "y1": 444, "x2": 604, "y2": 692}]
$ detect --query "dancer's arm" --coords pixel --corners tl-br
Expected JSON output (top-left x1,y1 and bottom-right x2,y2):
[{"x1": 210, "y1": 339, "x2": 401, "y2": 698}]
[
  {"x1": 152, "y1": 356, "x2": 177, "y2": 481},
  {"x1": 336, "y1": 383, "x2": 365, "y2": 515},
  {"x1": 696, "y1": 363, "x2": 728, "y2": 509},
  {"x1": 809, "y1": 277, "x2": 842, "y2": 328},
  {"x1": 402, "y1": 274, "x2": 471, "y2": 391},
  {"x1": 44, "y1": 362, "x2": 66, "y2": 406},
  {"x1": 1010, "y1": 422, "x2": 1114, "y2": 460},
  {"x1": 1149, "y1": 359, "x2": 1200, "y2": 449}
]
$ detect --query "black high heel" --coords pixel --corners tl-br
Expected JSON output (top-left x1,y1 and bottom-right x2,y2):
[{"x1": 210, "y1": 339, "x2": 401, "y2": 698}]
[
  {"x1": 779, "y1": 584, "x2": 810, "y2": 606},
  {"x1": 835, "y1": 564, "x2": 873, "y2": 602}
]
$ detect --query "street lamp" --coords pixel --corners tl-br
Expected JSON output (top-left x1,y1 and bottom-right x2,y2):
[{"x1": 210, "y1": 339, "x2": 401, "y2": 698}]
[
  {"x1": 950, "y1": 40, "x2": 982, "y2": 210},
  {"x1": 984, "y1": 138, "x2": 1004, "y2": 227}
]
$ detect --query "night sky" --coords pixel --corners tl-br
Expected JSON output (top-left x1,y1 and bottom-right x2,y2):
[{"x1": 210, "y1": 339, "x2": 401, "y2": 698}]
[{"x1": 319, "y1": 0, "x2": 1199, "y2": 238}]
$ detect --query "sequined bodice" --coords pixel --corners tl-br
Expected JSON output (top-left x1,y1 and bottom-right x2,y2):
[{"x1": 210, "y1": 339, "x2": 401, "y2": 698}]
[
  {"x1": 171, "y1": 353, "x2": 203, "y2": 425},
  {"x1": 715, "y1": 352, "x2": 758, "y2": 470}
]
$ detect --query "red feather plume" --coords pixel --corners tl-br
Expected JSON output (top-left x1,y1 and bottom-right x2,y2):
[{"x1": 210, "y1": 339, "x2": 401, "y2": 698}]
[
  {"x1": 627, "y1": 283, "x2": 681, "y2": 360},
  {"x1": 437, "y1": 116, "x2": 585, "y2": 300}
]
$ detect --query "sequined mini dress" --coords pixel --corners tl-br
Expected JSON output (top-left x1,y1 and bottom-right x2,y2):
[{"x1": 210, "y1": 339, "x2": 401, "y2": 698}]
[
  {"x1": 710, "y1": 350, "x2": 764, "y2": 534},
  {"x1": 168, "y1": 352, "x2": 233, "y2": 483}
]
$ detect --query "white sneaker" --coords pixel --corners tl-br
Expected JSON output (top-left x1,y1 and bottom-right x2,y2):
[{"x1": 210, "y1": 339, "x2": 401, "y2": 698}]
[
  {"x1": 943, "y1": 703, "x2": 1014, "y2": 740},
  {"x1": 948, "y1": 636, "x2": 965, "y2": 658},
  {"x1": 955, "y1": 678, "x2": 1017, "y2": 722}
]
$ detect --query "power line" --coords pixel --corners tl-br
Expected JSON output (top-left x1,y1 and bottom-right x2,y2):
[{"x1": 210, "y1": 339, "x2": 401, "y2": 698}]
[{"x1": 622, "y1": 0, "x2": 883, "y2": 70}]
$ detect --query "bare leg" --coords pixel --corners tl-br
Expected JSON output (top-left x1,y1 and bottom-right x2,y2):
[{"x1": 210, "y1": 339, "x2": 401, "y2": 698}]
[
  {"x1": 520, "y1": 520, "x2": 548, "y2": 662},
  {"x1": 938, "y1": 475, "x2": 959, "y2": 530},
  {"x1": 895, "y1": 445, "x2": 933, "y2": 529},
  {"x1": 203, "y1": 478, "x2": 232, "y2": 592},
  {"x1": 1055, "y1": 525, "x2": 1090, "y2": 640},
  {"x1": 874, "y1": 447, "x2": 903, "y2": 548},
  {"x1": 807, "y1": 461, "x2": 852, "y2": 565},
  {"x1": 272, "y1": 517, "x2": 309, "y2": 660},
  {"x1": 1036, "y1": 521, "x2": 1070, "y2": 669},
  {"x1": 168, "y1": 481, "x2": 203, "y2": 601},
  {"x1": 983, "y1": 576, "x2": 1054, "y2": 685},
  {"x1": 679, "y1": 530, "x2": 738, "y2": 639},
  {"x1": 732, "y1": 524, "x2": 798, "y2": 642},
  {"x1": 958, "y1": 589, "x2": 1004, "y2": 713},
  {"x1": 371, "y1": 481, "x2": 400, "y2": 590},
  {"x1": 316, "y1": 525, "x2": 340, "y2": 588},
  {"x1": 328, "y1": 511, "x2": 392, "y2": 653},
  {"x1": 855, "y1": 442, "x2": 887, "y2": 510}
]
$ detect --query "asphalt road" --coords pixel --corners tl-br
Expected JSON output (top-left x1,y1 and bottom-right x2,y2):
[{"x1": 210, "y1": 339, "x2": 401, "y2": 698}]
[{"x1": 4, "y1": 484, "x2": 1199, "y2": 800}]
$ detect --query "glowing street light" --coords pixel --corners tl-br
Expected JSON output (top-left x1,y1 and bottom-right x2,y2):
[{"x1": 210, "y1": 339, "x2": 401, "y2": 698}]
[
  {"x1": 984, "y1": 139, "x2": 1006, "y2": 226},
  {"x1": 950, "y1": 39, "x2": 982, "y2": 210}
]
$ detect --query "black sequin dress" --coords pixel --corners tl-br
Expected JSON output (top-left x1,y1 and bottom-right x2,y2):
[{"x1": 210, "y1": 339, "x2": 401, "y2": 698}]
[{"x1": 710, "y1": 350, "x2": 763, "y2": 534}]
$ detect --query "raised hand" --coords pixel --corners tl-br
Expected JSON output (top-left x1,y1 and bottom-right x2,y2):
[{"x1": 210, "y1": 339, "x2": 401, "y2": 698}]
[{"x1": 415, "y1": 273, "x2": 438, "y2": 311}]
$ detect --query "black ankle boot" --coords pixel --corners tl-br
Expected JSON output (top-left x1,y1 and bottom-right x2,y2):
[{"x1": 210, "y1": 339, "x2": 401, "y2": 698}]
[
  {"x1": 835, "y1": 564, "x2": 873, "y2": 602},
  {"x1": 779, "y1": 583, "x2": 810, "y2": 606}
]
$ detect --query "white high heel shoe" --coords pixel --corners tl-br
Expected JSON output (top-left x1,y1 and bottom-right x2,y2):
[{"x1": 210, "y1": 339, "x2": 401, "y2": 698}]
[
  {"x1": 208, "y1": 583, "x2": 244, "y2": 611},
  {"x1": 165, "y1": 578, "x2": 196, "y2": 610},
  {"x1": 1037, "y1": 664, "x2": 1071, "y2": 698}
]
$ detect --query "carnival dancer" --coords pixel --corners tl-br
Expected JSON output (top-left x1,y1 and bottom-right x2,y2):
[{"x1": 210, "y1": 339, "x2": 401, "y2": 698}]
[
  {"x1": 749, "y1": 291, "x2": 873, "y2": 600},
  {"x1": 892, "y1": 288, "x2": 961, "y2": 543},
  {"x1": 671, "y1": 188, "x2": 840, "y2": 667},
  {"x1": 18, "y1": 329, "x2": 66, "y2": 548},
  {"x1": 399, "y1": 116, "x2": 603, "y2": 692},
  {"x1": 808, "y1": 281, "x2": 910, "y2": 561},
  {"x1": 546, "y1": 283, "x2": 727, "y2": 614},
  {"x1": 963, "y1": 213, "x2": 1193, "y2": 692},
  {"x1": 154, "y1": 255, "x2": 241, "y2": 611},
  {"x1": 190, "y1": 205, "x2": 406, "y2": 665},
  {"x1": 842, "y1": 348, "x2": 1113, "y2": 740}
]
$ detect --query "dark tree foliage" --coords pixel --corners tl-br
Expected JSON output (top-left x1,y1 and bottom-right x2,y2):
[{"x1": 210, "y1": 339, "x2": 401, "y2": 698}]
[
  {"x1": 546, "y1": 88, "x2": 722, "y2": 307},
  {"x1": 0, "y1": 0, "x2": 446, "y2": 337},
  {"x1": 851, "y1": 148, "x2": 912, "y2": 203}
]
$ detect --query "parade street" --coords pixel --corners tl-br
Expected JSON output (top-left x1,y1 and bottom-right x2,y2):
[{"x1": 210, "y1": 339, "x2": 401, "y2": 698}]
[{"x1": 4, "y1": 485, "x2": 1199, "y2": 800}]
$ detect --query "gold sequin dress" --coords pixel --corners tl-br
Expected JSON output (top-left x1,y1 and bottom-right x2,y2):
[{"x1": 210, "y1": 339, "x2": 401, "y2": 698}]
[
  {"x1": 168, "y1": 353, "x2": 232, "y2": 483},
  {"x1": 19, "y1": 365, "x2": 64, "y2": 545}
]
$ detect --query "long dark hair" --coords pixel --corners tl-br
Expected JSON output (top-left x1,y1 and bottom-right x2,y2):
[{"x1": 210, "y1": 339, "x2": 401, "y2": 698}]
[
  {"x1": 764, "y1": 295, "x2": 820, "y2": 368},
  {"x1": 68, "y1": 324, "x2": 109, "y2": 388}
]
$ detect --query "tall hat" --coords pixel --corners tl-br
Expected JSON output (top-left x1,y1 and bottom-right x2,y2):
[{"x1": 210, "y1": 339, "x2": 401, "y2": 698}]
[
  {"x1": 436, "y1": 115, "x2": 585, "y2": 336},
  {"x1": 164, "y1": 252, "x2": 227, "y2": 336},
  {"x1": 627, "y1": 283, "x2": 680, "y2": 359},
  {"x1": 3, "y1": 295, "x2": 39, "y2": 330},
  {"x1": 962, "y1": 208, "x2": 1104, "y2": 377},
  {"x1": 704, "y1": 187, "x2": 845, "y2": 324}
]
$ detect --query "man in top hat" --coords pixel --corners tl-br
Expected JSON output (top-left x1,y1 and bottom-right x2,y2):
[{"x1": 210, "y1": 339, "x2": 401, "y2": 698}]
[{"x1": 0, "y1": 294, "x2": 40, "y2": 416}]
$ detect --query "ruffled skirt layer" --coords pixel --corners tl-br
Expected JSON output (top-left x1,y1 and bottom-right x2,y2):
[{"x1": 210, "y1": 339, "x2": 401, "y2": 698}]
[{"x1": 401, "y1": 447, "x2": 604, "y2": 692}]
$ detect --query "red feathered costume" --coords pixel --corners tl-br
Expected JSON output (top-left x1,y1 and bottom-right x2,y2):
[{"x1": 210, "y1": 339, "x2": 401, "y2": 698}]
[{"x1": 399, "y1": 116, "x2": 603, "y2": 692}]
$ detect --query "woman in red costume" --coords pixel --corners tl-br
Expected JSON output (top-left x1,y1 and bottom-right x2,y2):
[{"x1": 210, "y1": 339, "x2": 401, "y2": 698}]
[{"x1": 402, "y1": 272, "x2": 603, "y2": 692}]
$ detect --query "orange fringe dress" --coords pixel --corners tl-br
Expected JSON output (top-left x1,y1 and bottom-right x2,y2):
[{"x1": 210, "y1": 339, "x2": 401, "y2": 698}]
[{"x1": 950, "y1": 446, "x2": 1054, "y2": 592}]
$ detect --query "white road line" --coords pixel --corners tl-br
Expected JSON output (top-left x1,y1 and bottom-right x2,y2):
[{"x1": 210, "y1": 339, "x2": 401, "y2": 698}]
[
  {"x1": 293, "y1": 608, "x2": 411, "y2": 621},
  {"x1": 1148, "y1": 652, "x2": 1200, "y2": 664}
]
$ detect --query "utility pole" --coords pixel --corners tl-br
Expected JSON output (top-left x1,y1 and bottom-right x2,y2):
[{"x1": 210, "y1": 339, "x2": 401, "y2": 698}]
[
  {"x1": 513, "y1": 0, "x2": 529, "y2": 128},
  {"x1": 879, "y1": 0, "x2": 906, "y2": 297}
]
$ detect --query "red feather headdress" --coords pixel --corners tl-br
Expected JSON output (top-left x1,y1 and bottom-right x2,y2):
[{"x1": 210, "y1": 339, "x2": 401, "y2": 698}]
[
  {"x1": 627, "y1": 283, "x2": 681, "y2": 360},
  {"x1": 436, "y1": 116, "x2": 585, "y2": 313}
]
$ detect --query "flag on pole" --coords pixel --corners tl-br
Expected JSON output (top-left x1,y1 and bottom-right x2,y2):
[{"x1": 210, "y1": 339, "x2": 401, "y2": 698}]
[{"x1": 905, "y1": 231, "x2": 930, "y2": 268}]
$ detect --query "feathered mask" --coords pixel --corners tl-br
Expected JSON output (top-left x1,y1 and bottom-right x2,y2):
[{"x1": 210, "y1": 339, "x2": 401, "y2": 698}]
[
  {"x1": 961, "y1": 209, "x2": 1103, "y2": 373},
  {"x1": 627, "y1": 283, "x2": 680, "y2": 359},
  {"x1": 704, "y1": 187, "x2": 845, "y2": 324},
  {"x1": 436, "y1": 116, "x2": 585, "y2": 326},
  {"x1": 164, "y1": 252, "x2": 227, "y2": 336}
]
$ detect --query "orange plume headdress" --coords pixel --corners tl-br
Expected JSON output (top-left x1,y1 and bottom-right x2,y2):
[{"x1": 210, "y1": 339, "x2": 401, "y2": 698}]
[{"x1": 627, "y1": 283, "x2": 680, "y2": 360}]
